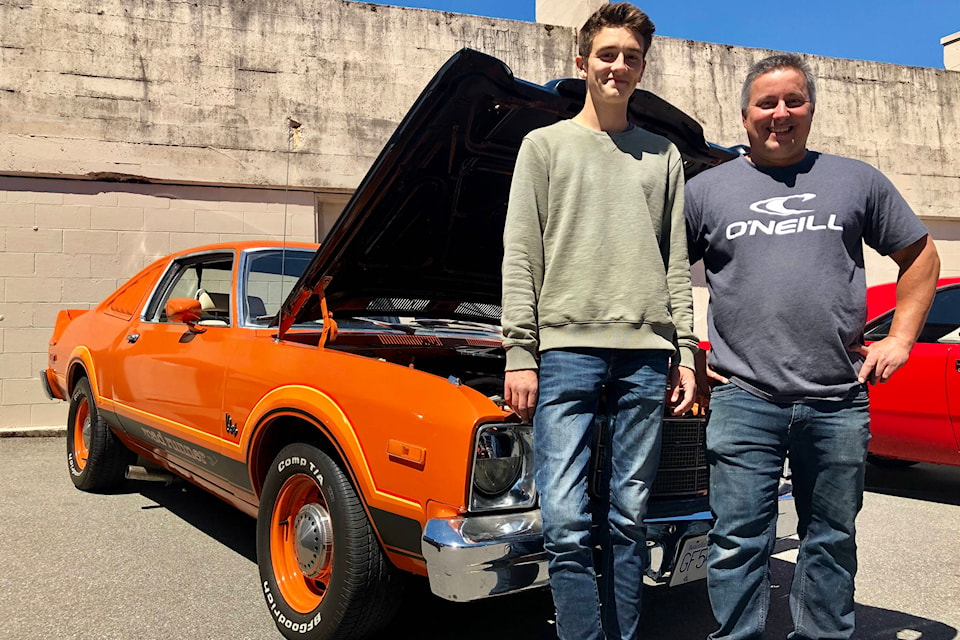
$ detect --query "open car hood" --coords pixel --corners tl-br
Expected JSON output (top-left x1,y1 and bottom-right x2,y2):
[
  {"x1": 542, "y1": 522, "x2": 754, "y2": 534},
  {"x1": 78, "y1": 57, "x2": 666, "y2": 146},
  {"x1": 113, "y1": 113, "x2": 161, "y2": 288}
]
[{"x1": 277, "y1": 48, "x2": 735, "y2": 336}]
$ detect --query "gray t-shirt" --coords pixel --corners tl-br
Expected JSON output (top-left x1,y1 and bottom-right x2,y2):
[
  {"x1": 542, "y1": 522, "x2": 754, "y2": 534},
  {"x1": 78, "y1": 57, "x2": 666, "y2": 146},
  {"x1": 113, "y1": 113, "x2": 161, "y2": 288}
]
[{"x1": 685, "y1": 152, "x2": 928, "y2": 401}]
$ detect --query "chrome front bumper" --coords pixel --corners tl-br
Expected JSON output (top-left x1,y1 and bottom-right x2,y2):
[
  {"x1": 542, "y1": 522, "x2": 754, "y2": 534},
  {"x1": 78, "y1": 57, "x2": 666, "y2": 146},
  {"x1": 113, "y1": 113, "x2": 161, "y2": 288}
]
[
  {"x1": 421, "y1": 507, "x2": 722, "y2": 602},
  {"x1": 421, "y1": 488, "x2": 799, "y2": 602},
  {"x1": 422, "y1": 510, "x2": 548, "y2": 602}
]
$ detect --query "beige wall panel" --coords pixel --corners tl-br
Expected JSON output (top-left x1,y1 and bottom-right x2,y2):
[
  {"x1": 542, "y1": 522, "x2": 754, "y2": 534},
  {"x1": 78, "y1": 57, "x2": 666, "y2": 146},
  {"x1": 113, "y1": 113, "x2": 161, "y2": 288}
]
[
  {"x1": 0, "y1": 405, "x2": 32, "y2": 429},
  {"x1": 0, "y1": 353, "x2": 33, "y2": 379},
  {"x1": 536, "y1": 0, "x2": 607, "y2": 28},
  {"x1": 944, "y1": 32, "x2": 960, "y2": 71}
]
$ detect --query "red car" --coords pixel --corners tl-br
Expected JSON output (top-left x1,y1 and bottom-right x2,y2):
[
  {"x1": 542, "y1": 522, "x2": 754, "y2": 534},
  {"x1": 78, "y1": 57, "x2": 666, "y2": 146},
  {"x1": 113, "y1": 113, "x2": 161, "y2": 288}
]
[{"x1": 864, "y1": 277, "x2": 960, "y2": 467}]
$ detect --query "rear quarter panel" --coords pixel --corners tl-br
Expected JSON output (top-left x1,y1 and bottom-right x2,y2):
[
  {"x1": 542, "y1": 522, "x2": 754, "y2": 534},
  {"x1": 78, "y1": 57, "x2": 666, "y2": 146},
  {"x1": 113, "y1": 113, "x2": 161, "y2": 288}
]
[
  {"x1": 49, "y1": 259, "x2": 169, "y2": 404},
  {"x1": 866, "y1": 278, "x2": 960, "y2": 466}
]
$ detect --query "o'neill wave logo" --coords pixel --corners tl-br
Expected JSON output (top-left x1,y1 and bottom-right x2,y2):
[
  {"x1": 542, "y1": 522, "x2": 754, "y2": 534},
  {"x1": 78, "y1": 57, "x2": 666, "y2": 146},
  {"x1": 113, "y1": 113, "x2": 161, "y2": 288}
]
[
  {"x1": 727, "y1": 193, "x2": 842, "y2": 240},
  {"x1": 749, "y1": 194, "x2": 816, "y2": 216}
]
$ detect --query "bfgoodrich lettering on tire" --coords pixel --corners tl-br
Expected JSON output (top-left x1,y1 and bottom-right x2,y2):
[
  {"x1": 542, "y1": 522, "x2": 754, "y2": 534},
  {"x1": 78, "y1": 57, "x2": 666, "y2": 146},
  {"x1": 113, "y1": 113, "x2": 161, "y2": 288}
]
[
  {"x1": 257, "y1": 443, "x2": 402, "y2": 640},
  {"x1": 66, "y1": 377, "x2": 134, "y2": 492}
]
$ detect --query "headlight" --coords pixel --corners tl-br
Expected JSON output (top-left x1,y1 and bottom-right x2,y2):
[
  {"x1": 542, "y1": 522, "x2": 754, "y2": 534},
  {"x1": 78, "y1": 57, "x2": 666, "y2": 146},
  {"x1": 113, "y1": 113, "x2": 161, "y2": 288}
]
[
  {"x1": 469, "y1": 424, "x2": 536, "y2": 512},
  {"x1": 474, "y1": 430, "x2": 523, "y2": 495}
]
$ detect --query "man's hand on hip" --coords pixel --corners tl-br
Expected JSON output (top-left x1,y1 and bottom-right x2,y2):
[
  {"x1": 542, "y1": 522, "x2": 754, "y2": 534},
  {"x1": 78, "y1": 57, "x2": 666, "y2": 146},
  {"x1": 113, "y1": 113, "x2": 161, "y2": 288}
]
[{"x1": 850, "y1": 336, "x2": 912, "y2": 384}]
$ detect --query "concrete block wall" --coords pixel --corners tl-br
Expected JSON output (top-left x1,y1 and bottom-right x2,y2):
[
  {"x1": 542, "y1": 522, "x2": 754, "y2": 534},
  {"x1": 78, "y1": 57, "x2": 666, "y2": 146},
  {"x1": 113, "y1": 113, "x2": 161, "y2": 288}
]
[{"x1": 0, "y1": 176, "x2": 321, "y2": 428}]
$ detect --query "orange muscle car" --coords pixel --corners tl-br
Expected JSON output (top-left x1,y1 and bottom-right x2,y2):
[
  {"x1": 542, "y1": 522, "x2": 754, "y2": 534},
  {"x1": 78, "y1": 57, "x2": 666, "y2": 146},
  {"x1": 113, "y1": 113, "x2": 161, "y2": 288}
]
[{"x1": 42, "y1": 49, "x2": 737, "y2": 639}]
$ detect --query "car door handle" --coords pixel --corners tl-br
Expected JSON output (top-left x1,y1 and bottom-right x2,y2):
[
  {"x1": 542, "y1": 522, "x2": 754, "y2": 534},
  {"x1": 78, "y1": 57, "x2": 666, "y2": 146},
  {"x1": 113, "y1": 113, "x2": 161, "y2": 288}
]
[{"x1": 126, "y1": 334, "x2": 140, "y2": 344}]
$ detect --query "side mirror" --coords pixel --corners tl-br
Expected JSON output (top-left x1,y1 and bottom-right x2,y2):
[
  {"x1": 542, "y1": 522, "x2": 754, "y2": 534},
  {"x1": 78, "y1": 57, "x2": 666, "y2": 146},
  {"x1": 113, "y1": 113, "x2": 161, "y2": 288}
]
[{"x1": 166, "y1": 298, "x2": 203, "y2": 327}]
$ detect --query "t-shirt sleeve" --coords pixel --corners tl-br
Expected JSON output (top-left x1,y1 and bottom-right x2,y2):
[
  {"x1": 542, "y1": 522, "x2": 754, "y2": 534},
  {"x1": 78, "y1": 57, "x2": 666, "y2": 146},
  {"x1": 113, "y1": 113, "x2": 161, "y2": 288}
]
[
  {"x1": 862, "y1": 165, "x2": 929, "y2": 255},
  {"x1": 684, "y1": 177, "x2": 706, "y2": 265}
]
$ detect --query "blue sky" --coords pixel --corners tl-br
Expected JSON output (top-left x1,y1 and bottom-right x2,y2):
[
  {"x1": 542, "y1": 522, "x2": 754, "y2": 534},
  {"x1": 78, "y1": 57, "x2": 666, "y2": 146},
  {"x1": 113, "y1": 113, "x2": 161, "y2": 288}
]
[{"x1": 349, "y1": 1, "x2": 960, "y2": 69}]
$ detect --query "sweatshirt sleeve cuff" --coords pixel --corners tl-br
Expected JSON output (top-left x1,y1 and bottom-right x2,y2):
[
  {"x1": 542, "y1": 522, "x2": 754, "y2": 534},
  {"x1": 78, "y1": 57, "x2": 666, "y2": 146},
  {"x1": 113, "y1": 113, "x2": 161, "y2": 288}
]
[
  {"x1": 505, "y1": 346, "x2": 539, "y2": 371},
  {"x1": 674, "y1": 345, "x2": 698, "y2": 371}
]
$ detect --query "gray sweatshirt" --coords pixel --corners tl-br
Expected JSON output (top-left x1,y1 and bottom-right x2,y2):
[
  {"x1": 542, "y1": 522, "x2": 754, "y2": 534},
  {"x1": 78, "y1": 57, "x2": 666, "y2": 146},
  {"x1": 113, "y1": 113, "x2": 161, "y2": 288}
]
[{"x1": 501, "y1": 119, "x2": 697, "y2": 371}]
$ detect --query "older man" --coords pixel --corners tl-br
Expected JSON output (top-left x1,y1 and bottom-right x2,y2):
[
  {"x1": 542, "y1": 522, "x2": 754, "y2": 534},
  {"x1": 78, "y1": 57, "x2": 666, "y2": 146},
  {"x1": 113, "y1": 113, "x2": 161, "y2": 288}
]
[{"x1": 685, "y1": 53, "x2": 940, "y2": 640}]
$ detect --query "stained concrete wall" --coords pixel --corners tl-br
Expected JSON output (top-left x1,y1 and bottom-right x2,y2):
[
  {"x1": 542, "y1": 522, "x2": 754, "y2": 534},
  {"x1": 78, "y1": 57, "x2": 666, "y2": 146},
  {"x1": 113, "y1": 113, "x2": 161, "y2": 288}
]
[
  {"x1": 4, "y1": 1, "x2": 957, "y2": 220},
  {"x1": 643, "y1": 42, "x2": 960, "y2": 223},
  {"x1": 1, "y1": 0, "x2": 958, "y2": 428},
  {"x1": 0, "y1": 0, "x2": 574, "y2": 188}
]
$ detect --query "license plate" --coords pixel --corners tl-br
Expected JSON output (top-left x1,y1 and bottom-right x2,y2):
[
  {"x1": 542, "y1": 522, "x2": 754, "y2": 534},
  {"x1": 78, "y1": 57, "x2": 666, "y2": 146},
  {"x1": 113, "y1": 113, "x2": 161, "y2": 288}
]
[{"x1": 669, "y1": 534, "x2": 709, "y2": 587}]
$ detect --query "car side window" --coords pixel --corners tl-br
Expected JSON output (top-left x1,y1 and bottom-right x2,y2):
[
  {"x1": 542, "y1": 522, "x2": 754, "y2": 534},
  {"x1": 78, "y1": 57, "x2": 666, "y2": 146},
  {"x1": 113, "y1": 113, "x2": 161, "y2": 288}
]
[
  {"x1": 864, "y1": 286, "x2": 960, "y2": 344},
  {"x1": 145, "y1": 253, "x2": 235, "y2": 325},
  {"x1": 242, "y1": 250, "x2": 313, "y2": 326}
]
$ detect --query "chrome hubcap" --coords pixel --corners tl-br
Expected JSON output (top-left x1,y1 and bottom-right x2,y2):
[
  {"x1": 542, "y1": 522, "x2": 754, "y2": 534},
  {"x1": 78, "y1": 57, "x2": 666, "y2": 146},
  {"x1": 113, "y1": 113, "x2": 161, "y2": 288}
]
[
  {"x1": 81, "y1": 415, "x2": 92, "y2": 450},
  {"x1": 293, "y1": 503, "x2": 333, "y2": 578}
]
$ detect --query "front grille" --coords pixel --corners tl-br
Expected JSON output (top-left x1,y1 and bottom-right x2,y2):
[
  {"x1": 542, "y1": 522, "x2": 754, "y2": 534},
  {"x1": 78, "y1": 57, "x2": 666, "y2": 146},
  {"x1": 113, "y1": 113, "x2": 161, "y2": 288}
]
[
  {"x1": 661, "y1": 417, "x2": 705, "y2": 445},
  {"x1": 651, "y1": 417, "x2": 709, "y2": 499},
  {"x1": 656, "y1": 444, "x2": 707, "y2": 469},
  {"x1": 651, "y1": 466, "x2": 710, "y2": 496},
  {"x1": 589, "y1": 415, "x2": 710, "y2": 502}
]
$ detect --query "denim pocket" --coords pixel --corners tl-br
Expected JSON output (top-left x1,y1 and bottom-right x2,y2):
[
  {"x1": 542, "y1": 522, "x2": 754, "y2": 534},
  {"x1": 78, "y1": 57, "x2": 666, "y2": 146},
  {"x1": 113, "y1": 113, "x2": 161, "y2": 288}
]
[{"x1": 709, "y1": 382, "x2": 740, "y2": 399}]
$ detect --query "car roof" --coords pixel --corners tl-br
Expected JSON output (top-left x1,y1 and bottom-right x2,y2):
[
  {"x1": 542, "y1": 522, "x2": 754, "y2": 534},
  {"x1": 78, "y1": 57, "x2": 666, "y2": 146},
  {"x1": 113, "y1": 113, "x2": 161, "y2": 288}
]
[{"x1": 867, "y1": 276, "x2": 960, "y2": 321}]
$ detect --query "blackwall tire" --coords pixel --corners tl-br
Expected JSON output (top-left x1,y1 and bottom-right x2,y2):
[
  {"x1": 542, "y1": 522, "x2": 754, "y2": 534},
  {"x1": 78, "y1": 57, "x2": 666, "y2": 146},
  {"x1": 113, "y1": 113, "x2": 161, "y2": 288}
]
[
  {"x1": 66, "y1": 377, "x2": 133, "y2": 492},
  {"x1": 866, "y1": 453, "x2": 919, "y2": 469},
  {"x1": 257, "y1": 444, "x2": 402, "y2": 640}
]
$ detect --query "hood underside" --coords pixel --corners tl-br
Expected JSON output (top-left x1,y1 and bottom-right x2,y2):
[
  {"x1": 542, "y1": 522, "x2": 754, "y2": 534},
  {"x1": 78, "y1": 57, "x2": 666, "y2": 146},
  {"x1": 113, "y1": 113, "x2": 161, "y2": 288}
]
[{"x1": 278, "y1": 48, "x2": 734, "y2": 335}]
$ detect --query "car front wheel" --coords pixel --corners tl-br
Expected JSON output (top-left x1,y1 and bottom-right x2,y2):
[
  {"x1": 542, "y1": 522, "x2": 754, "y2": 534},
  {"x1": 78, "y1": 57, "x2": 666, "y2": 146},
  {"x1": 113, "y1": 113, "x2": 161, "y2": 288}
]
[
  {"x1": 66, "y1": 377, "x2": 133, "y2": 492},
  {"x1": 257, "y1": 443, "x2": 402, "y2": 640}
]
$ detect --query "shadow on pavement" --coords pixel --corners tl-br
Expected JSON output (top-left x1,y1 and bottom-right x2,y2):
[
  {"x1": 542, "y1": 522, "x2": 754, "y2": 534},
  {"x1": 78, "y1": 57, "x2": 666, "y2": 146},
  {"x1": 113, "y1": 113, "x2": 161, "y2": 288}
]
[
  {"x1": 375, "y1": 555, "x2": 957, "y2": 640},
  {"x1": 130, "y1": 477, "x2": 957, "y2": 640},
  {"x1": 137, "y1": 479, "x2": 258, "y2": 562},
  {"x1": 865, "y1": 461, "x2": 960, "y2": 507}
]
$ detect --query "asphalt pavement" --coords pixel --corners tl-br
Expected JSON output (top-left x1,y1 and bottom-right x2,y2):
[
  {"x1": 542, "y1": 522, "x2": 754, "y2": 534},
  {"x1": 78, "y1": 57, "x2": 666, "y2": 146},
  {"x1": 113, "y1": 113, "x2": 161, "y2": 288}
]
[{"x1": 1, "y1": 435, "x2": 958, "y2": 640}]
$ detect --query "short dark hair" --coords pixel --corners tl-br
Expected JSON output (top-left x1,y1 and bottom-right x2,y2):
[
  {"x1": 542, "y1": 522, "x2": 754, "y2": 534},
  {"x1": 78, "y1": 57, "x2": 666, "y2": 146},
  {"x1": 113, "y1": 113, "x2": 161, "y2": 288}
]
[
  {"x1": 740, "y1": 53, "x2": 817, "y2": 111},
  {"x1": 578, "y1": 3, "x2": 655, "y2": 59}
]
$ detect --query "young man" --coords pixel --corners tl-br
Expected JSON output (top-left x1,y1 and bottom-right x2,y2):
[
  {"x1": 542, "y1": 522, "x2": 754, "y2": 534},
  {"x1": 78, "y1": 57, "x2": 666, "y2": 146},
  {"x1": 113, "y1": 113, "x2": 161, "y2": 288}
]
[
  {"x1": 685, "y1": 54, "x2": 940, "y2": 640},
  {"x1": 500, "y1": 4, "x2": 698, "y2": 639}
]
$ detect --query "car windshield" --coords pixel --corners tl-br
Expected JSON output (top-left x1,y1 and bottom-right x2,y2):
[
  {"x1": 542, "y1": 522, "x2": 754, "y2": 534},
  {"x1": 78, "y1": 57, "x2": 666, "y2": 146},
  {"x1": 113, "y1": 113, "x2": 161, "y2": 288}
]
[
  {"x1": 242, "y1": 250, "x2": 501, "y2": 336},
  {"x1": 865, "y1": 285, "x2": 960, "y2": 344}
]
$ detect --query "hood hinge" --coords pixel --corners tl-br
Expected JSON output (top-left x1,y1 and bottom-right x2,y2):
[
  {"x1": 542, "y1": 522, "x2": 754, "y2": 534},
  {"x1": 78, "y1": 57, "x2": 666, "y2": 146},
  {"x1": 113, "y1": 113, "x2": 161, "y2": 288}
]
[{"x1": 317, "y1": 276, "x2": 339, "y2": 349}]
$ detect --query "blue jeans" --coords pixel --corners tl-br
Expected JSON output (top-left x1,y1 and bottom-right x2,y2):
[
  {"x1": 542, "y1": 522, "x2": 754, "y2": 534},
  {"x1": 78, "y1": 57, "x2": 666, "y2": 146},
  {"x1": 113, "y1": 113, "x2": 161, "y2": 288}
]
[
  {"x1": 535, "y1": 348, "x2": 669, "y2": 640},
  {"x1": 705, "y1": 384, "x2": 871, "y2": 640}
]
